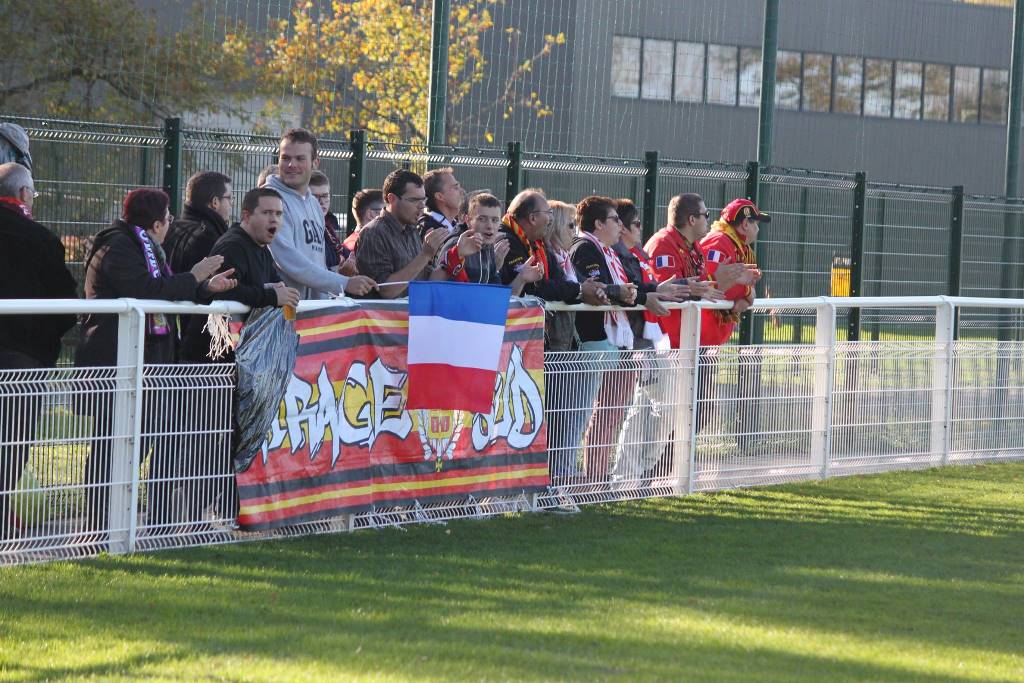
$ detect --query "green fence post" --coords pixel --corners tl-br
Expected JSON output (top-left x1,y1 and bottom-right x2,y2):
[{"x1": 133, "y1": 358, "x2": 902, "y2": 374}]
[
  {"x1": 162, "y1": 117, "x2": 182, "y2": 216},
  {"x1": 427, "y1": 0, "x2": 451, "y2": 150},
  {"x1": 793, "y1": 186, "x2": 810, "y2": 343},
  {"x1": 847, "y1": 172, "x2": 866, "y2": 341},
  {"x1": 643, "y1": 151, "x2": 659, "y2": 243},
  {"x1": 505, "y1": 141, "x2": 522, "y2": 207},
  {"x1": 949, "y1": 185, "x2": 965, "y2": 339},
  {"x1": 739, "y1": 161, "x2": 760, "y2": 346},
  {"x1": 1005, "y1": 0, "x2": 1023, "y2": 201},
  {"x1": 347, "y1": 130, "x2": 366, "y2": 237},
  {"x1": 757, "y1": 0, "x2": 780, "y2": 168},
  {"x1": 870, "y1": 194, "x2": 887, "y2": 340}
]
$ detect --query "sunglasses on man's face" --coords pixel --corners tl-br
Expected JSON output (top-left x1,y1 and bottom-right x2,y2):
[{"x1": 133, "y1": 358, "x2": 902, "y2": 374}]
[{"x1": 693, "y1": 210, "x2": 711, "y2": 220}]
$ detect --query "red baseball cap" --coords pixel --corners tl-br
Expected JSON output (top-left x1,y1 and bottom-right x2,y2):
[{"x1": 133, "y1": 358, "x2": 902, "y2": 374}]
[{"x1": 721, "y1": 198, "x2": 771, "y2": 224}]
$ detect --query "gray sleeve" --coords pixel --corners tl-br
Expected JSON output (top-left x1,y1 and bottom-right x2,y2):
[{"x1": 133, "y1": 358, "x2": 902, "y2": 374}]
[{"x1": 269, "y1": 216, "x2": 350, "y2": 296}]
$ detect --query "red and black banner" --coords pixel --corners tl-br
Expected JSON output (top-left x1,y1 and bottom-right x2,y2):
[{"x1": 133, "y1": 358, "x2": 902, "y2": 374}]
[{"x1": 235, "y1": 299, "x2": 548, "y2": 530}]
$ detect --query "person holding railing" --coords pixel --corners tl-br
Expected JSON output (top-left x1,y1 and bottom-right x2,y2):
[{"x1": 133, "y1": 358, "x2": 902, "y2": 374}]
[
  {"x1": 75, "y1": 188, "x2": 237, "y2": 540},
  {"x1": 0, "y1": 162, "x2": 77, "y2": 542}
]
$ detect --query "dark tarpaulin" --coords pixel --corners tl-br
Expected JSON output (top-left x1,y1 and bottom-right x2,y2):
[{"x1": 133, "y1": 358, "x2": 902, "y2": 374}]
[{"x1": 233, "y1": 307, "x2": 298, "y2": 472}]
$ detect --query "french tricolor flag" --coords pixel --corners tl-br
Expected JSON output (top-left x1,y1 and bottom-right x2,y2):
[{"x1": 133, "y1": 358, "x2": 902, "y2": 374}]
[{"x1": 406, "y1": 281, "x2": 512, "y2": 413}]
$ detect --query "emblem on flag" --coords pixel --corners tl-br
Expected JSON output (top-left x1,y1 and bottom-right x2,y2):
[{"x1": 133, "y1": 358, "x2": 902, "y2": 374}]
[
  {"x1": 706, "y1": 249, "x2": 724, "y2": 263},
  {"x1": 654, "y1": 255, "x2": 675, "y2": 269},
  {"x1": 406, "y1": 281, "x2": 512, "y2": 414}
]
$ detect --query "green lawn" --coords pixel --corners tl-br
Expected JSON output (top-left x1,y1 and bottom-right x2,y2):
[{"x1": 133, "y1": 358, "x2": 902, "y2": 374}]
[{"x1": 2, "y1": 463, "x2": 1023, "y2": 682}]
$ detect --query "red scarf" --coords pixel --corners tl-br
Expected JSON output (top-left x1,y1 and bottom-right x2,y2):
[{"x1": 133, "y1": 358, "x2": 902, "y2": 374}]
[
  {"x1": 0, "y1": 196, "x2": 31, "y2": 219},
  {"x1": 505, "y1": 214, "x2": 549, "y2": 278}
]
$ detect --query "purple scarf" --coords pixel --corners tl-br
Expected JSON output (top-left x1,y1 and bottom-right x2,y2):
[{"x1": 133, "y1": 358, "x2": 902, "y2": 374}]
[{"x1": 131, "y1": 224, "x2": 172, "y2": 336}]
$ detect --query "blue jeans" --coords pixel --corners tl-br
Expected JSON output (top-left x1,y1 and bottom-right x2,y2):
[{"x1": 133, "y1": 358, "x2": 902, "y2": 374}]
[{"x1": 547, "y1": 339, "x2": 619, "y2": 482}]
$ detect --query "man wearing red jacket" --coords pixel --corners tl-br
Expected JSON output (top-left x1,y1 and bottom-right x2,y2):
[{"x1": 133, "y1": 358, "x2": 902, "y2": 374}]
[
  {"x1": 699, "y1": 198, "x2": 769, "y2": 346},
  {"x1": 645, "y1": 193, "x2": 756, "y2": 348}
]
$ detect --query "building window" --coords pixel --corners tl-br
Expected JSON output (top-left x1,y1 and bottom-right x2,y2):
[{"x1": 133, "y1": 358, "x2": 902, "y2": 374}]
[
  {"x1": 923, "y1": 64, "x2": 951, "y2": 121},
  {"x1": 775, "y1": 50, "x2": 802, "y2": 110},
  {"x1": 981, "y1": 68, "x2": 1009, "y2": 124},
  {"x1": 611, "y1": 36, "x2": 641, "y2": 98},
  {"x1": 864, "y1": 59, "x2": 893, "y2": 117},
  {"x1": 706, "y1": 44, "x2": 738, "y2": 105},
  {"x1": 674, "y1": 41, "x2": 705, "y2": 103},
  {"x1": 739, "y1": 47, "x2": 762, "y2": 107},
  {"x1": 833, "y1": 56, "x2": 862, "y2": 114},
  {"x1": 894, "y1": 61, "x2": 923, "y2": 120},
  {"x1": 953, "y1": 66, "x2": 981, "y2": 122},
  {"x1": 641, "y1": 39, "x2": 674, "y2": 101},
  {"x1": 802, "y1": 53, "x2": 832, "y2": 112}
]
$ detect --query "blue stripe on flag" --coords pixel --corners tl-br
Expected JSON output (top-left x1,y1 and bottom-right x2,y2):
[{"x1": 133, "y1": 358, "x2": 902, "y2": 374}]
[{"x1": 408, "y1": 281, "x2": 512, "y2": 327}]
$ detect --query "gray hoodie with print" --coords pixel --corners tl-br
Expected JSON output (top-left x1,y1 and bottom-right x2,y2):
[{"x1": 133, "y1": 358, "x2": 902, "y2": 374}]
[{"x1": 264, "y1": 174, "x2": 349, "y2": 300}]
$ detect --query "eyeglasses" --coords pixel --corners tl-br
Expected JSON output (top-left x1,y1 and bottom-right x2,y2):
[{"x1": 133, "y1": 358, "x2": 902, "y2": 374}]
[
  {"x1": 530, "y1": 209, "x2": 554, "y2": 217},
  {"x1": 604, "y1": 214, "x2": 623, "y2": 223},
  {"x1": 693, "y1": 210, "x2": 711, "y2": 219},
  {"x1": 630, "y1": 219, "x2": 642, "y2": 228},
  {"x1": 400, "y1": 195, "x2": 427, "y2": 205},
  {"x1": 312, "y1": 193, "x2": 331, "y2": 201}
]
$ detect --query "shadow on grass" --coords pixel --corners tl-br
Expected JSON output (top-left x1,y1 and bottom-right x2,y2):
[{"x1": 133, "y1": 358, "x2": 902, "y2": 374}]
[{"x1": 3, "y1": 464, "x2": 1023, "y2": 681}]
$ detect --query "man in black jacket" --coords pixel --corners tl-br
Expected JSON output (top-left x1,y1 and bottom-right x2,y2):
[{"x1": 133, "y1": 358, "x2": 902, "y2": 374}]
[
  {"x1": 418, "y1": 167, "x2": 465, "y2": 240},
  {"x1": 0, "y1": 162, "x2": 78, "y2": 540},
  {"x1": 164, "y1": 171, "x2": 233, "y2": 360}
]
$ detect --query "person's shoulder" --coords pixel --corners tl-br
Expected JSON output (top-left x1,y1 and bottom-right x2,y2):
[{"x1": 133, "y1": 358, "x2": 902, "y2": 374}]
[
  {"x1": 699, "y1": 231, "x2": 731, "y2": 251},
  {"x1": 645, "y1": 227, "x2": 673, "y2": 250}
]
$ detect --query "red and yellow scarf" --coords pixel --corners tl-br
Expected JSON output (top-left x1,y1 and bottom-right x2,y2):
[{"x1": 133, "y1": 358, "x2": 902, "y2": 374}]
[{"x1": 504, "y1": 214, "x2": 550, "y2": 279}]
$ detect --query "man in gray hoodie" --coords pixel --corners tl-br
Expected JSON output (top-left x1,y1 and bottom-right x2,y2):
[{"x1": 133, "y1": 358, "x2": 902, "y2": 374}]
[{"x1": 265, "y1": 129, "x2": 376, "y2": 300}]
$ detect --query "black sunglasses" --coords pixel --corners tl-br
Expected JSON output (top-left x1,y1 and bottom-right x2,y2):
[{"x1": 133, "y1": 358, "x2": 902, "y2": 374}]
[{"x1": 693, "y1": 210, "x2": 711, "y2": 219}]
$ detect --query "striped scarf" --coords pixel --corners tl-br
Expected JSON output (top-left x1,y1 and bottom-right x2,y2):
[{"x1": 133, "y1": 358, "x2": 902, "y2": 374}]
[
  {"x1": 505, "y1": 214, "x2": 550, "y2": 278},
  {"x1": 581, "y1": 231, "x2": 633, "y2": 349}
]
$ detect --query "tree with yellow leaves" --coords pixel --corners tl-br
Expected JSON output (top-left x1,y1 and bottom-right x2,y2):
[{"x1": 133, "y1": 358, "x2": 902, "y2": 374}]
[{"x1": 230, "y1": 0, "x2": 563, "y2": 143}]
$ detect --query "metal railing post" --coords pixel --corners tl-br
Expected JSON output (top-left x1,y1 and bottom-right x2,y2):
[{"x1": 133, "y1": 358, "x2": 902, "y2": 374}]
[
  {"x1": 948, "y1": 186, "x2": 965, "y2": 339},
  {"x1": 427, "y1": 0, "x2": 452, "y2": 150},
  {"x1": 347, "y1": 130, "x2": 367, "y2": 237},
  {"x1": 674, "y1": 303, "x2": 702, "y2": 495},
  {"x1": 643, "y1": 151, "x2": 659, "y2": 243},
  {"x1": 812, "y1": 299, "x2": 836, "y2": 479},
  {"x1": 108, "y1": 304, "x2": 146, "y2": 554},
  {"x1": 932, "y1": 299, "x2": 956, "y2": 465},
  {"x1": 505, "y1": 141, "x2": 522, "y2": 207},
  {"x1": 757, "y1": 0, "x2": 780, "y2": 169},
  {"x1": 848, "y1": 172, "x2": 867, "y2": 341},
  {"x1": 162, "y1": 117, "x2": 183, "y2": 217}
]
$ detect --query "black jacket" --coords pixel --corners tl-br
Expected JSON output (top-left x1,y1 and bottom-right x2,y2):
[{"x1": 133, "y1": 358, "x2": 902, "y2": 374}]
[
  {"x1": 75, "y1": 220, "x2": 200, "y2": 367},
  {"x1": 0, "y1": 205, "x2": 78, "y2": 366},
  {"x1": 417, "y1": 210, "x2": 460, "y2": 241},
  {"x1": 164, "y1": 203, "x2": 230, "y2": 274},
  {"x1": 568, "y1": 236, "x2": 654, "y2": 344},
  {"x1": 498, "y1": 225, "x2": 580, "y2": 304},
  {"x1": 180, "y1": 225, "x2": 283, "y2": 362}
]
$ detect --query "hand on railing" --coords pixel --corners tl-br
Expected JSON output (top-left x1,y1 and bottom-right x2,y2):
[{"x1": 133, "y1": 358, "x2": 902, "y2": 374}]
[
  {"x1": 644, "y1": 292, "x2": 670, "y2": 316},
  {"x1": 655, "y1": 280, "x2": 691, "y2": 302},
  {"x1": 580, "y1": 278, "x2": 609, "y2": 306},
  {"x1": 344, "y1": 275, "x2": 378, "y2": 297},
  {"x1": 615, "y1": 282, "x2": 638, "y2": 306},
  {"x1": 689, "y1": 279, "x2": 725, "y2": 301}
]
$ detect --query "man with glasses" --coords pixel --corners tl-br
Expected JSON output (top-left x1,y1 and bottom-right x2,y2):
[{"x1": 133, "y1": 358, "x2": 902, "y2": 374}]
[
  {"x1": 645, "y1": 193, "x2": 757, "y2": 349},
  {"x1": 0, "y1": 162, "x2": 77, "y2": 541},
  {"x1": 419, "y1": 167, "x2": 465, "y2": 240},
  {"x1": 356, "y1": 169, "x2": 448, "y2": 298}
]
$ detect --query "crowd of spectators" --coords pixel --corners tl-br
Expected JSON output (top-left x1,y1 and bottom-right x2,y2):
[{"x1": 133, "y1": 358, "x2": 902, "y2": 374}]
[{"x1": 0, "y1": 126, "x2": 765, "y2": 539}]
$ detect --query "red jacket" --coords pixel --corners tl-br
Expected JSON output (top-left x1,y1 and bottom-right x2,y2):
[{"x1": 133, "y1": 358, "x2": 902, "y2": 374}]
[
  {"x1": 699, "y1": 227, "x2": 754, "y2": 346},
  {"x1": 644, "y1": 226, "x2": 707, "y2": 349}
]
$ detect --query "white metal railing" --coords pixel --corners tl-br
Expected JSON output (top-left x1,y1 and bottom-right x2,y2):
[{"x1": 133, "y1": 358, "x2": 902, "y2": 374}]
[{"x1": 1, "y1": 295, "x2": 1023, "y2": 565}]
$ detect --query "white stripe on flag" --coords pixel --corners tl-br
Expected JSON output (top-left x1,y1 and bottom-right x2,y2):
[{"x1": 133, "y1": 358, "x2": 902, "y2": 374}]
[{"x1": 407, "y1": 316, "x2": 505, "y2": 370}]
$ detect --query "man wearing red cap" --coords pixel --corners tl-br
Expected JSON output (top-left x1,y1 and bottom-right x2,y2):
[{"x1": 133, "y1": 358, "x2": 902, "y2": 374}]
[{"x1": 699, "y1": 198, "x2": 769, "y2": 345}]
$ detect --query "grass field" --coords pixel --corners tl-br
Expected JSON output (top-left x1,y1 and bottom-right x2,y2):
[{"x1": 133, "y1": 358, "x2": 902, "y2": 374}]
[{"x1": 2, "y1": 463, "x2": 1023, "y2": 682}]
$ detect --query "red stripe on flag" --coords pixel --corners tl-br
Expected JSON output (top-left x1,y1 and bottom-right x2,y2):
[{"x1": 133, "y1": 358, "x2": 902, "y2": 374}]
[{"x1": 407, "y1": 364, "x2": 496, "y2": 412}]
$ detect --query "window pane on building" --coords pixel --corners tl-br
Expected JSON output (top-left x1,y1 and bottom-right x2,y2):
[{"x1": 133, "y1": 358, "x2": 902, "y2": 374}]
[
  {"x1": 775, "y1": 51, "x2": 802, "y2": 110},
  {"x1": 641, "y1": 39, "x2": 674, "y2": 101},
  {"x1": 707, "y1": 44, "x2": 738, "y2": 105},
  {"x1": 953, "y1": 66, "x2": 981, "y2": 122},
  {"x1": 611, "y1": 36, "x2": 641, "y2": 98},
  {"x1": 739, "y1": 47, "x2": 762, "y2": 107},
  {"x1": 981, "y1": 68, "x2": 1009, "y2": 123},
  {"x1": 802, "y1": 53, "x2": 832, "y2": 112},
  {"x1": 864, "y1": 59, "x2": 893, "y2": 117},
  {"x1": 833, "y1": 56, "x2": 863, "y2": 114},
  {"x1": 923, "y1": 64, "x2": 951, "y2": 121},
  {"x1": 894, "y1": 61, "x2": 923, "y2": 119},
  {"x1": 674, "y1": 41, "x2": 705, "y2": 103}
]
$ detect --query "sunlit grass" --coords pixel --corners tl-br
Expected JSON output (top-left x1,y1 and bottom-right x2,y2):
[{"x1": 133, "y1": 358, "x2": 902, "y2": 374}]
[{"x1": 2, "y1": 463, "x2": 1023, "y2": 682}]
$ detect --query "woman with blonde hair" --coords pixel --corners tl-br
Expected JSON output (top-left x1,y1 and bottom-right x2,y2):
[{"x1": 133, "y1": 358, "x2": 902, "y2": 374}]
[{"x1": 543, "y1": 200, "x2": 578, "y2": 282}]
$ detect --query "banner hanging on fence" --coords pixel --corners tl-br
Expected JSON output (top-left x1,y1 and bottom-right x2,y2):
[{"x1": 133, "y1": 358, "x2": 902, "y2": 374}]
[{"x1": 233, "y1": 299, "x2": 548, "y2": 530}]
